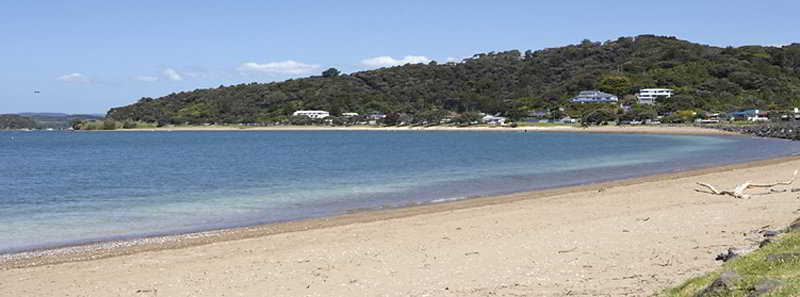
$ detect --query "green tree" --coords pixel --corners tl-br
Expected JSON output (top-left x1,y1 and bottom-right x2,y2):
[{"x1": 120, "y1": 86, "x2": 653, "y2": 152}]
[
  {"x1": 322, "y1": 68, "x2": 341, "y2": 78},
  {"x1": 598, "y1": 75, "x2": 632, "y2": 98}
]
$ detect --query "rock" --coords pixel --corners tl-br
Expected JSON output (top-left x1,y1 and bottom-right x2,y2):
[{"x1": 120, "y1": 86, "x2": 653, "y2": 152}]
[
  {"x1": 694, "y1": 271, "x2": 740, "y2": 297},
  {"x1": 718, "y1": 123, "x2": 800, "y2": 141},
  {"x1": 766, "y1": 253, "x2": 800, "y2": 262},
  {"x1": 715, "y1": 247, "x2": 754, "y2": 262},
  {"x1": 762, "y1": 231, "x2": 780, "y2": 237},
  {"x1": 758, "y1": 239, "x2": 772, "y2": 248},
  {"x1": 748, "y1": 279, "x2": 785, "y2": 297},
  {"x1": 715, "y1": 249, "x2": 739, "y2": 262}
]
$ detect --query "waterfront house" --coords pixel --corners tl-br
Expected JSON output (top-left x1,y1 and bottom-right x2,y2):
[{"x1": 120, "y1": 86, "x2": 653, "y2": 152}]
[
  {"x1": 367, "y1": 112, "x2": 386, "y2": 120},
  {"x1": 636, "y1": 88, "x2": 673, "y2": 105},
  {"x1": 727, "y1": 109, "x2": 768, "y2": 122},
  {"x1": 570, "y1": 90, "x2": 618, "y2": 104},
  {"x1": 481, "y1": 115, "x2": 507, "y2": 125},
  {"x1": 292, "y1": 110, "x2": 330, "y2": 119}
]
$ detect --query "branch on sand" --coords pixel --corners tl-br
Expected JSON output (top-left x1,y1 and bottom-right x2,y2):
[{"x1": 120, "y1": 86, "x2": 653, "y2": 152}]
[{"x1": 695, "y1": 170, "x2": 798, "y2": 199}]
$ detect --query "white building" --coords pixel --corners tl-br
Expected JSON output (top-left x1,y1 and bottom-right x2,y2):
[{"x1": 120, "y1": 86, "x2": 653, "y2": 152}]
[
  {"x1": 570, "y1": 90, "x2": 618, "y2": 104},
  {"x1": 341, "y1": 112, "x2": 359, "y2": 117},
  {"x1": 481, "y1": 115, "x2": 507, "y2": 125},
  {"x1": 636, "y1": 88, "x2": 673, "y2": 105},
  {"x1": 292, "y1": 110, "x2": 330, "y2": 119}
]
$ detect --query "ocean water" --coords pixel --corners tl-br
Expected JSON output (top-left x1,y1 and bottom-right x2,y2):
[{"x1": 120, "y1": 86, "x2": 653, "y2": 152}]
[{"x1": 0, "y1": 130, "x2": 797, "y2": 253}]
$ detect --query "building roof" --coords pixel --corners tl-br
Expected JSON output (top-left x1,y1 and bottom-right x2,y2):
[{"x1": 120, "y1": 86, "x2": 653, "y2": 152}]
[{"x1": 575, "y1": 90, "x2": 617, "y2": 98}]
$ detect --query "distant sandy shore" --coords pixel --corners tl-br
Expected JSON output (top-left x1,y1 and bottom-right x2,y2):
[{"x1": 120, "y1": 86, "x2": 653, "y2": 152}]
[
  {"x1": 116, "y1": 124, "x2": 739, "y2": 136},
  {"x1": 3, "y1": 154, "x2": 800, "y2": 296}
]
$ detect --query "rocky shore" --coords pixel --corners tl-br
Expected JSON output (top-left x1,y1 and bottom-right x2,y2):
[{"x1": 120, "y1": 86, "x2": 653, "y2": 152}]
[{"x1": 716, "y1": 122, "x2": 800, "y2": 140}]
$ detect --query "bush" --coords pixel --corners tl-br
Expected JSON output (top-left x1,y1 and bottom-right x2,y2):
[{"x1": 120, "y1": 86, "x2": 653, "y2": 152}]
[
  {"x1": 122, "y1": 121, "x2": 137, "y2": 129},
  {"x1": 102, "y1": 120, "x2": 117, "y2": 130}
]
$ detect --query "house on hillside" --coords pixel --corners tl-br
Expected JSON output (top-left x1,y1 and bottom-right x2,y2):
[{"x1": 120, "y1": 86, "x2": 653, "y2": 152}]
[
  {"x1": 636, "y1": 88, "x2": 673, "y2": 105},
  {"x1": 570, "y1": 90, "x2": 618, "y2": 104},
  {"x1": 292, "y1": 110, "x2": 330, "y2": 119}
]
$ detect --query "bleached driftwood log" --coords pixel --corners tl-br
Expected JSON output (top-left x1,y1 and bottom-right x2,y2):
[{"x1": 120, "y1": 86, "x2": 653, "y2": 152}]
[{"x1": 695, "y1": 170, "x2": 798, "y2": 199}]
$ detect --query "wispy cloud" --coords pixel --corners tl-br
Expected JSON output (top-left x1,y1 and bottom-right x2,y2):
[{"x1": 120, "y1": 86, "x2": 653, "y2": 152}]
[
  {"x1": 162, "y1": 68, "x2": 183, "y2": 81},
  {"x1": 57, "y1": 73, "x2": 90, "y2": 83},
  {"x1": 133, "y1": 75, "x2": 159, "y2": 82},
  {"x1": 360, "y1": 55, "x2": 432, "y2": 68},
  {"x1": 236, "y1": 60, "x2": 320, "y2": 75}
]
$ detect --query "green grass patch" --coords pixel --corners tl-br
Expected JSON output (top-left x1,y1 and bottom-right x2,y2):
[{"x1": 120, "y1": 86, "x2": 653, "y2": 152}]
[{"x1": 660, "y1": 232, "x2": 800, "y2": 297}]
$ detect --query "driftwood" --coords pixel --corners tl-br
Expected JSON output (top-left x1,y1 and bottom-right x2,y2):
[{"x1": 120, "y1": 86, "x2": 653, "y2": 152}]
[{"x1": 695, "y1": 170, "x2": 798, "y2": 199}]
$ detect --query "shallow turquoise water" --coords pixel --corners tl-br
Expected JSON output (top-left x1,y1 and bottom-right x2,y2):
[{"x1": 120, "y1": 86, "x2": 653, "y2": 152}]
[{"x1": 0, "y1": 130, "x2": 797, "y2": 253}]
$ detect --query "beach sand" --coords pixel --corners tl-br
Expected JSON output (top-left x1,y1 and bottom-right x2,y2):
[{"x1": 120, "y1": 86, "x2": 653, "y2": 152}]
[{"x1": 2, "y1": 157, "x2": 800, "y2": 297}]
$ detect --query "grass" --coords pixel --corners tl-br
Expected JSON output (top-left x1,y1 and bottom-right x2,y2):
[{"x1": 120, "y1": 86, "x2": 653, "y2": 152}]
[{"x1": 660, "y1": 231, "x2": 800, "y2": 297}]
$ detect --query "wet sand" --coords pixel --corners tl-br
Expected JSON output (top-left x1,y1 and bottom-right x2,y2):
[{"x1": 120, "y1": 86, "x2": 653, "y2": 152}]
[{"x1": 2, "y1": 155, "x2": 799, "y2": 296}]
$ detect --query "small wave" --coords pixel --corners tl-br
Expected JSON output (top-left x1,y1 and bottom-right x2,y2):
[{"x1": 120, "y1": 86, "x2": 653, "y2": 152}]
[{"x1": 429, "y1": 196, "x2": 467, "y2": 204}]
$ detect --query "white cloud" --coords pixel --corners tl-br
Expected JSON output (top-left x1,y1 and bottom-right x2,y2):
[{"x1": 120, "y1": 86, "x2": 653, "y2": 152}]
[
  {"x1": 360, "y1": 55, "x2": 432, "y2": 68},
  {"x1": 133, "y1": 75, "x2": 159, "y2": 82},
  {"x1": 237, "y1": 60, "x2": 320, "y2": 75},
  {"x1": 162, "y1": 68, "x2": 183, "y2": 81},
  {"x1": 446, "y1": 56, "x2": 470, "y2": 63},
  {"x1": 57, "y1": 73, "x2": 90, "y2": 83}
]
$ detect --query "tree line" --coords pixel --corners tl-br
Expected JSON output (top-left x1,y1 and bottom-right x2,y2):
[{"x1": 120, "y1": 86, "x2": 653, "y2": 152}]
[{"x1": 106, "y1": 35, "x2": 800, "y2": 126}]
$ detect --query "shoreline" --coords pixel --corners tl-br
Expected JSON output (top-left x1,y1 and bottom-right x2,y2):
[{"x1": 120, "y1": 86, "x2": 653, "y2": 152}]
[
  {"x1": 3, "y1": 154, "x2": 798, "y2": 271},
  {"x1": 108, "y1": 124, "x2": 740, "y2": 136}
]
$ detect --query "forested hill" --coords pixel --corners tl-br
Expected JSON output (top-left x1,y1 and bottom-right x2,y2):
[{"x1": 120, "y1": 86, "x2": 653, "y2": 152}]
[
  {"x1": 107, "y1": 35, "x2": 800, "y2": 125},
  {"x1": 0, "y1": 115, "x2": 37, "y2": 129}
]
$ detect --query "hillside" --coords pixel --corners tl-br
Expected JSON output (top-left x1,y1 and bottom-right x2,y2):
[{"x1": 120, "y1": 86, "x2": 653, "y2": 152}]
[
  {"x1": 0, "y1": 114, "x2": 37, "y2": 129},
  {"x1": 107, "y1": 35, "x2": 800, "y2": 125},
  {"x1": 18, "y1": 113, "x2": 104, "y2": 129}
]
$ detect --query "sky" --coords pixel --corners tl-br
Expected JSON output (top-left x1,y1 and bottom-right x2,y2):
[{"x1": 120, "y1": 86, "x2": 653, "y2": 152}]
[{"x1": 1, "y1": 0, "x2": 798, "y2": 114}]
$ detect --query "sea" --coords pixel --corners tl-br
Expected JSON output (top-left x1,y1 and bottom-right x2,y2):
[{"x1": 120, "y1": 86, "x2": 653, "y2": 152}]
[{"x1": 1, "y1": 130, "x2": 798, "y2": 253}]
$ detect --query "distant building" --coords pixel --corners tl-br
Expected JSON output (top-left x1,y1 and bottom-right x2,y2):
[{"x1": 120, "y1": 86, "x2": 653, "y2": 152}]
[
  {"x1": 528, "y1": 110, "x2": 550, "y2": 117},
  {"x1": 341, "y1": 112, "x2": 359, "y2": 117},
  {"x1": 570, "y1": 90, "x2": 618, "y2": 104},
  {"x1": 728, "y1": 109, "x2": 768, "y2": 122},
  {"x1": 636, "y1": 88, "x2": 673, "y2": 105},
  {"x1": 481, "y1": 115, "x2": 507, "y2": 125},
  {"x1": 292, "y1": 110, "x2": 330, "y2": 119},
  {"x1": 366, "y1": 112, "x2": 386, "y2": 120}
]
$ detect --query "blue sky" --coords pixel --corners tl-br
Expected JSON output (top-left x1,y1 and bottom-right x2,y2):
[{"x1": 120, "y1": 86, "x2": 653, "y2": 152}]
[{"x1": 1, "y1": 0, "x2": 798, "y2": 114}]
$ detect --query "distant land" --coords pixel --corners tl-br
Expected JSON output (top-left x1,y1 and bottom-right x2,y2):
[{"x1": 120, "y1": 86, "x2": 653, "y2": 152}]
[
  {"x1": 0, "y1": 113, "x2": 104, "y2": 129},
  {"x1": 105, "y1": 35, "x2": 800, "y2": 126}
]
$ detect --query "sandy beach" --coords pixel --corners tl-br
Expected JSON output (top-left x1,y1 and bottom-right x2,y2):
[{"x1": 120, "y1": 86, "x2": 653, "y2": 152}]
[
  {"x1": 118, "y1": 124, "x2": 739, "y2": 136},
  {"x1": 2, "y1": 154, "x2": 800, "y2": 296}
]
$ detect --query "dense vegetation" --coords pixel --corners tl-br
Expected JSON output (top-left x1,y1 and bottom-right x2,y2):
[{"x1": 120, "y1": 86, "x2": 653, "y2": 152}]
[
  {"x1": 0, "y1": 114, "x2": 38, "y2": 129},
  {"x1": 18, "y1": 113, "x2": 104, "y2": 129},
  {"x1": 107, "y1": 35, "x2": 800, "y2": 125}
]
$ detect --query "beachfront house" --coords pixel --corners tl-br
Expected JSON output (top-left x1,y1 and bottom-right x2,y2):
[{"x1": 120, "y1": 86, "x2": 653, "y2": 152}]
[
  {"x1": 292, "y1": 110, "x2": 330, "y2": 119},
  {"x1": 482, "y1": 115, "x2": 507, "y2": 125},
  {"x1": 727, "y1": 109, "x2": 769, "y2": 122},
  {"x1": 636, "y1": 88, "x2": 673, "y2": 105},
  {"x1": 570, "y1": 90, "x2": 618, "y2": 104},
  {"x1": 367, "y1": 112, "x2": 386, "y2": 120}
]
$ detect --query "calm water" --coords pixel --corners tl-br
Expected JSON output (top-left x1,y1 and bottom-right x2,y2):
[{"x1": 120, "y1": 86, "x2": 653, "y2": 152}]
[{"x1": 0, "y1": 130, "x2": 798, "y2": 253}]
